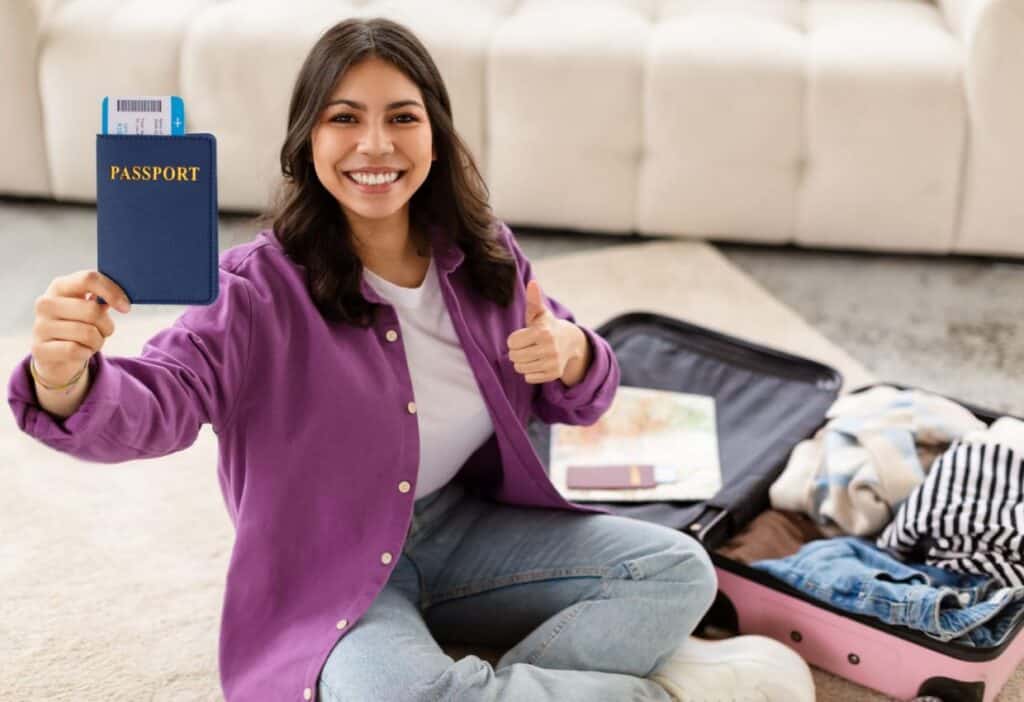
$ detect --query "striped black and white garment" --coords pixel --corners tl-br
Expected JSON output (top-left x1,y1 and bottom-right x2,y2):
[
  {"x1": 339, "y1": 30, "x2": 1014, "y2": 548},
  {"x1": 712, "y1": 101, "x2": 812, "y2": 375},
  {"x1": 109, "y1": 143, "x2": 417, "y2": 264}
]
[{"x1": 877, "y1": 437, "x2": 1024, "y2": 588}]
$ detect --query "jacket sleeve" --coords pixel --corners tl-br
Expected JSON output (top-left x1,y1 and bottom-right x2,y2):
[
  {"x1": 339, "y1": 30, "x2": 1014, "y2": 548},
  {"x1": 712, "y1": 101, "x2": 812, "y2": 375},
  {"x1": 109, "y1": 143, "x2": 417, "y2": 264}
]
[
  {"x1": 500, "y1": 221, "x2": 621, "y2": 426},
  {"x1": 6, "y1": 268, "x2": 254, "y2": 463}
]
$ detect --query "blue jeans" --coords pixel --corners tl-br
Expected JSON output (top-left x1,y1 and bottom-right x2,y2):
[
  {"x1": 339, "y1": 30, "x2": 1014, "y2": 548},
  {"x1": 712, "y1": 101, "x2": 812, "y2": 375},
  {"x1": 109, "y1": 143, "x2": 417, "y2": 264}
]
[
  {"x1": 753, "y1": 537, "x2": 1024, "y2": 647},
  {"x1": 317, "y1": 479, "x2": 718, "y2": 701}
]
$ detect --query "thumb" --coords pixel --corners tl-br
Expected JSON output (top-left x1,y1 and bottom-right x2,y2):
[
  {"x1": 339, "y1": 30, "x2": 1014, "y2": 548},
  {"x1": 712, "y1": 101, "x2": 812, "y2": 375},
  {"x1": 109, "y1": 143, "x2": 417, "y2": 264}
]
[{"x1": 525, "y1": 279, "x2": 547, "y2": 325}]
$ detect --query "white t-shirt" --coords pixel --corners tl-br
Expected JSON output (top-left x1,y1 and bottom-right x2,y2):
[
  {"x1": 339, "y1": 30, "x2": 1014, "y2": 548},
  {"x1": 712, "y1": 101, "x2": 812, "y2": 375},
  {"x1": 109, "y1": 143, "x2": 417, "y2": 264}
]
[{"x1": 363, "y1": 255, "x2": 495, "y2": 500}]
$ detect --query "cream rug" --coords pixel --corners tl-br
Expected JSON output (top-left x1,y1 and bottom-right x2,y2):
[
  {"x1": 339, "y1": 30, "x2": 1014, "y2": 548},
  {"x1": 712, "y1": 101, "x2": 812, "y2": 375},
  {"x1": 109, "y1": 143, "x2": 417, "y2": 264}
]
[{"x1": 3, "y1": 238, "x2": 1020, "y2": 701}]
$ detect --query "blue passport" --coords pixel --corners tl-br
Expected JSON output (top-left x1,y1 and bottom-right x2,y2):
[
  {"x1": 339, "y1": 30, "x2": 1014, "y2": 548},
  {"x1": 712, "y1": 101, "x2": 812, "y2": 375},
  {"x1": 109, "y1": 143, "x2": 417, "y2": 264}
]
[{"x1": 96, "y1": 133, "x2": 218, "y2": 305}]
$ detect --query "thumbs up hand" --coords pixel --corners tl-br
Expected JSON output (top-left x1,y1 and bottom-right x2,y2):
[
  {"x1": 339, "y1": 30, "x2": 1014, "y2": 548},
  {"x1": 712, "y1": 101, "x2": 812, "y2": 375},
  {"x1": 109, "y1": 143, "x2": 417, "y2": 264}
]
[{"x1": 506, "y1": 279, "x2": 587, "y2": 385}]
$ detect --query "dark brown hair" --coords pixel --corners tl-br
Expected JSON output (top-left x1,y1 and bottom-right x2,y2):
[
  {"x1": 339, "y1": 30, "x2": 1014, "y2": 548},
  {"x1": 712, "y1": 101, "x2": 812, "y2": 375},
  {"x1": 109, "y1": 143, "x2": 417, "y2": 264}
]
[{"x1": 257, "y1": 17, "x2": 516, "y2": 327}]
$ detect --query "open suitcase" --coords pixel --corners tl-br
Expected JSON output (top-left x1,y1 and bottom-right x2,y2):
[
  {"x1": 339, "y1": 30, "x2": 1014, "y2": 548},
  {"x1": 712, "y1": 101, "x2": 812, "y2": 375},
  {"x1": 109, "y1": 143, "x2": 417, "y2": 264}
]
[{"x1": 528, "y1": 311, "x2": 1024, "y2": 702}]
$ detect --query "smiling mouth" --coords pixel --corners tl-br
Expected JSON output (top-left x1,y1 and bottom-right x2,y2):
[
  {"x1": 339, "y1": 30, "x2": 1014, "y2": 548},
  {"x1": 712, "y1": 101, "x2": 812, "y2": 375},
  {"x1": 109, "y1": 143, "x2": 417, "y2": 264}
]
[{"x1": 344, "y1": 171, "x2": 407, "y2": 186}]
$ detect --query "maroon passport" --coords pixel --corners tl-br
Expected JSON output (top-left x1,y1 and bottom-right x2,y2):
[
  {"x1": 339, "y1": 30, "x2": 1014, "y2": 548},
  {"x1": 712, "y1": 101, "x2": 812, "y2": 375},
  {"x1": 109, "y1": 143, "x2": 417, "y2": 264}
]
[{"x1": 565, "y1": 464, "x2": 656, "y2": 489}]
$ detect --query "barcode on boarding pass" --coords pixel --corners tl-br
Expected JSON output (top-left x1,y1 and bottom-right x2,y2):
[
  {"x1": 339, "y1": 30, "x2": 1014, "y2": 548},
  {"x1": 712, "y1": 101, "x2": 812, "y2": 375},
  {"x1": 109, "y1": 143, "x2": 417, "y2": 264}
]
[
  {"x1": 117, "y1": 99, "x2": 163, "y2": 112},
  {"x1": 102, "y1": 95, "x2": 186, "y2": 136}
]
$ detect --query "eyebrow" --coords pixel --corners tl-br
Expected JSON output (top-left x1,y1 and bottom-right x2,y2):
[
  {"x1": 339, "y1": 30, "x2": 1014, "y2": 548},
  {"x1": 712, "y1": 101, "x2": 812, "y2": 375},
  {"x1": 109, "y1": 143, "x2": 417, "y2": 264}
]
[{"x1": 325, "y1": 99, "x2": 423, "y2": 111}]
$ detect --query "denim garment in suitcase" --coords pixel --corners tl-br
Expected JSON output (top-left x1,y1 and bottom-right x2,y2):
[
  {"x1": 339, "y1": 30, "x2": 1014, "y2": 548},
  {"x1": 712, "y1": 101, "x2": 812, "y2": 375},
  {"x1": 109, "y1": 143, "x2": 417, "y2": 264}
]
[{"x1": 528, "y1": 311, "x2": 1024, "y2": 702}]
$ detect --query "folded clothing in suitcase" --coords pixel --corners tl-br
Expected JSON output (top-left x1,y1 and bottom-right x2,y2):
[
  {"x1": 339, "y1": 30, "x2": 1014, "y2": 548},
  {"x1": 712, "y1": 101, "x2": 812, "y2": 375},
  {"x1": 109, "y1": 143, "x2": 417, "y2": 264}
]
[{"x1": 529, "y1": 311, "x2": 1024, "y2": 702}]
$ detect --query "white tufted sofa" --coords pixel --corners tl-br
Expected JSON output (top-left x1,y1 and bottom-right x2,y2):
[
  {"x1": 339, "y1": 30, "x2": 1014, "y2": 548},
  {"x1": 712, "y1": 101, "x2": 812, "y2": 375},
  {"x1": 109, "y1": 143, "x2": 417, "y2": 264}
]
[{"x1": 3, "y1": 0, "x2": 1022, "y2": 256}]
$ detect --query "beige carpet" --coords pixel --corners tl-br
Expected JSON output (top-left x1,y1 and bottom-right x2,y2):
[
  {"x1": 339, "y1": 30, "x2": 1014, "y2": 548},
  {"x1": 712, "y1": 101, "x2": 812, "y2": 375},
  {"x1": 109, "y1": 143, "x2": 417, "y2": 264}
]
[{"x1": 3, "y1": 239, "x2": 1020, "y2": 701}]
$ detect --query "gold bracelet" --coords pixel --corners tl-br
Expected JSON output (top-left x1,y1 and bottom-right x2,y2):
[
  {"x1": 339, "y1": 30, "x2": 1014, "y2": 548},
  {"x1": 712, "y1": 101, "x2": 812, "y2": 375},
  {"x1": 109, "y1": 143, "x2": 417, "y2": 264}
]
[{"x1": 30, "y1": 356, "x2": 89, "y2": 393}]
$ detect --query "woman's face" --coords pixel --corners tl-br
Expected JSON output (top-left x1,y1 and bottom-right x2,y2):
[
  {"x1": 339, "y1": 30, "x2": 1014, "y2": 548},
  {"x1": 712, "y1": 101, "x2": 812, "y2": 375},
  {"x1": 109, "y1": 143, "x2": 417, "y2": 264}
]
[{"x1": 311, "y1": 56, "x2": 435, "y2": 225}]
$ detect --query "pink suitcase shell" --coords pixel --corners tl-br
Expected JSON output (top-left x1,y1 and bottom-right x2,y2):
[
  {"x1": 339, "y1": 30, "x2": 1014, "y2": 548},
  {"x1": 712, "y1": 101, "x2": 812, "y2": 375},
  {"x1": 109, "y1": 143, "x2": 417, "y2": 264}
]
[{"x1": 710, "y1": 559, "x2": 1024, "y2": 702}]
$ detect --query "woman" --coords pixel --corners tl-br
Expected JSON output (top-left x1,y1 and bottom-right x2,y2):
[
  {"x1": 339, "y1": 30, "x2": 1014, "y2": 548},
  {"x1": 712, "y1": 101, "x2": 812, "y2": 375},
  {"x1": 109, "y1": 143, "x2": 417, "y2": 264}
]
[{"x1": 10, "y1": 17, "x2": 815, "y2": 702}]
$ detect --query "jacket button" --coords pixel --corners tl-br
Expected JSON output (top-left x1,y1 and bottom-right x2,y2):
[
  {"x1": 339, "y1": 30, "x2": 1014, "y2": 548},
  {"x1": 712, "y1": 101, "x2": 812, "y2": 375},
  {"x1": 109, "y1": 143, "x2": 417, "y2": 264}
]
[
  {"x1": 336, "y1": 618, "x2": 348, "y2": 629},
  {"x1": 398, "y1": 481, "x2": 411, "y2": 493},
  {"x1": 381, "y1": 552, "x2": 393, "y2": 565},
  {"x1": 385, "y1": 329, "x2": 398, "y2": 342},
  {"x1": 407, "y1": 401, "x2": 416, "y2": 414},
  {"x1": 303, "y1": 687, "x2": 312, "y2": 700}
]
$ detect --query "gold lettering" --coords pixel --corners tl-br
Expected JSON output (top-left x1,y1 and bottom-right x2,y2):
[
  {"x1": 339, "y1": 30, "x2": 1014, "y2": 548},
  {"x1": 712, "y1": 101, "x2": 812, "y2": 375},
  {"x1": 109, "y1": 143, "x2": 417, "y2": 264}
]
[{"x1": 109, "y1": 164, "x2": 201, "y2": 181}]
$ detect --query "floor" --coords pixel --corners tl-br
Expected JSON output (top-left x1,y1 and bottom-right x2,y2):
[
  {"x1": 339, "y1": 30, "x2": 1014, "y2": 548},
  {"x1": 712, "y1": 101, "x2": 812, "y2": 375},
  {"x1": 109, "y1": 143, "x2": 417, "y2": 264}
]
[{"x1": 5, "y1": 197, "x2": 1021, "y2": 415}]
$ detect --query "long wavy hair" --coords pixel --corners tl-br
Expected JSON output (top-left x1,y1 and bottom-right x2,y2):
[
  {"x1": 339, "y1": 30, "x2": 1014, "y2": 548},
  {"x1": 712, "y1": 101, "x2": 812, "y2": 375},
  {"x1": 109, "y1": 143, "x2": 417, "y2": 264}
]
[{"x1": 257, "y1": 17, "x2": 516, "y2": 327}]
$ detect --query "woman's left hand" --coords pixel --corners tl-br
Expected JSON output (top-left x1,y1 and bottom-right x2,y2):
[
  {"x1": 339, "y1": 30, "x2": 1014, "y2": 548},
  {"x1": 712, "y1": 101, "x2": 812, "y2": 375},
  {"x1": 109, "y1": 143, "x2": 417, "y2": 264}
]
[{"x1": 506, "y1": 280, "x2": 584, "y2": 385}]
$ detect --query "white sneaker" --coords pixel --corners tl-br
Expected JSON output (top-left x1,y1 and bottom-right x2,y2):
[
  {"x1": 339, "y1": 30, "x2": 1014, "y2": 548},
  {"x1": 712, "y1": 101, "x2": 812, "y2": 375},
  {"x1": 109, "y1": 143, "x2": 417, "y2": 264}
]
[{"x1": 647, "y1": 635, "x2": 815, "y2": 702}]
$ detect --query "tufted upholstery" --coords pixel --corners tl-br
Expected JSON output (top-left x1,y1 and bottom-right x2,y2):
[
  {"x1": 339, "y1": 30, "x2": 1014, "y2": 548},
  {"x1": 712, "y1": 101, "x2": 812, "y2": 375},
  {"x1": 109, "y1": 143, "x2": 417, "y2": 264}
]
[{"x1": 3, "y1": 0, "x2": 1022, "y2": 256}]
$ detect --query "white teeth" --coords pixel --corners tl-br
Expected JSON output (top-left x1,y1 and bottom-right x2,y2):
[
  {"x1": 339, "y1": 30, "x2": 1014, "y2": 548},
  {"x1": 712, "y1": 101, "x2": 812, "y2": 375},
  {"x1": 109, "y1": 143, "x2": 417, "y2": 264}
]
[{"x1": 349, "y1": 171, "x2": 400, "y2": 186}]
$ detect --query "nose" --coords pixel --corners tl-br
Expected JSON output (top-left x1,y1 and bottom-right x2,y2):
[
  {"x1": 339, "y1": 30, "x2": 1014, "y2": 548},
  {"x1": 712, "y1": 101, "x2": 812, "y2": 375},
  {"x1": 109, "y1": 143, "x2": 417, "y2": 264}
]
[{"x1": 357, "y1": 121, "x2": 393, "y2": 156}]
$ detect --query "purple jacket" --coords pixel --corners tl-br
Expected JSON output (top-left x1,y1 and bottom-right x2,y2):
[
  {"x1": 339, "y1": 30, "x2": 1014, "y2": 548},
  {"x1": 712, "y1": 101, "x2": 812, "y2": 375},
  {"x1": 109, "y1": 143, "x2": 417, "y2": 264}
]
[{"x1": 7, "y1": 221, "x2": 620, "y2": 701}]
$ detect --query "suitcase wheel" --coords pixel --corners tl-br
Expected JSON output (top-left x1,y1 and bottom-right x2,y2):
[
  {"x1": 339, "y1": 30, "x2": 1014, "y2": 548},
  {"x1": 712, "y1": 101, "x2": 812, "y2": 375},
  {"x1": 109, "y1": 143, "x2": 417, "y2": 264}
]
[{"x1": 915, "y1": 677, "x2": 985, "y2": 702}]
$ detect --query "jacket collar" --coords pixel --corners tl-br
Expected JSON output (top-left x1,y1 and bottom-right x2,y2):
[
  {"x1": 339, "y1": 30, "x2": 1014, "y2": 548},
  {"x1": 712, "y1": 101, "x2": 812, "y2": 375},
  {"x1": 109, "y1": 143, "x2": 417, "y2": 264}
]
[{"x1": 428, "y1": 222, "x2": 464, "y2": 273}]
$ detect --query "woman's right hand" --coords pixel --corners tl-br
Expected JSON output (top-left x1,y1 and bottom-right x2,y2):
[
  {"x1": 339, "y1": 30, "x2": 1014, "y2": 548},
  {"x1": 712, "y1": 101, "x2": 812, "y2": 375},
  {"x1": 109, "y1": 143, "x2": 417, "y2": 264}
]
[{"x1": 31, "y1": 270, "x2": 131, "y2": 386}]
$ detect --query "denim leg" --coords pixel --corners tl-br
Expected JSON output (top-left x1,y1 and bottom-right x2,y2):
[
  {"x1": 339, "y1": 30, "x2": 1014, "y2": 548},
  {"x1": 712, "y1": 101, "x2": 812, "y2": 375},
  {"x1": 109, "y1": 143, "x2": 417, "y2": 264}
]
[
  {"x1": 317, "y1": 552, "x2": 455, "y2": 702},
  {"x1": 399, "y1": 480, "x2": 718, "y2": 701}
]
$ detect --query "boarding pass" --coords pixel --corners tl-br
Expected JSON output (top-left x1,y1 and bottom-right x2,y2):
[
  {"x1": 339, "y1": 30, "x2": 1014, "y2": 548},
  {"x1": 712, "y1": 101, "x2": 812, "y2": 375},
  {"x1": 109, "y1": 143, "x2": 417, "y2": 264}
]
[{"x1": 102, "y1": 96, "x2": 185, "y2": 135}]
